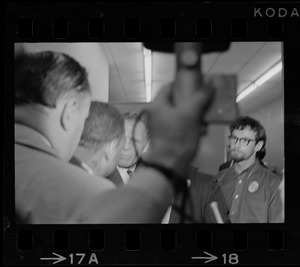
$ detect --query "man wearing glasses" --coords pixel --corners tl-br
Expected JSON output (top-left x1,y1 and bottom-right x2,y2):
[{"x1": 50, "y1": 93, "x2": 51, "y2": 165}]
[{"x1": 213, "y1": 116, "x2": 283, "y2": 223}]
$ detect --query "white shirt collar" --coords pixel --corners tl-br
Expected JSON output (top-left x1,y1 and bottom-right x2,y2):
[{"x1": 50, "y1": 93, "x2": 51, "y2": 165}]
[
  {"x1": 37, "y1": 132, "x2": 52, "y2": 148},
  {"x1": 80, "y1": 161, "x2": 94, "y2": 176}
]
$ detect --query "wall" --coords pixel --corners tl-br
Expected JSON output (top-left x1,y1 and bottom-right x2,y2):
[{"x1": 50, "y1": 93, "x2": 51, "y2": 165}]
[
  {"x1": 18, "y1": 43, "x2": 109, "y2": 101},
  {"x1": 112, "y1": 103, "x2": 148, "y2": 114},
  {"x1": 242, "y1": 97, "x2": 284, "y2": 174}
]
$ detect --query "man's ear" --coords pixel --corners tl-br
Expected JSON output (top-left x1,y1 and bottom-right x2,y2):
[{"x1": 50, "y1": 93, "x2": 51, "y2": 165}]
[
  {"x1": 255, "y1": 140, "x2": 264, "y2": 153},
  {"x1": 61, "y1": 98, "x2": 78, "y2": 131},
  {"x1": 105, "y1": 139, "x2": 119, "y2": 160}
]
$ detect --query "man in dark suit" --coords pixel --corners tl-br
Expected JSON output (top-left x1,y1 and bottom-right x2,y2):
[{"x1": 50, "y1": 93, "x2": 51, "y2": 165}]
[
  {"x1": 168, "y1": 167, "x2": 230, "y2": 223},
  {"x1": 108, "y1": 168, "x2": 125, "y2": 186},
  {"x1": 108, "y1": 112, "x2": 149, "y2": 186}
]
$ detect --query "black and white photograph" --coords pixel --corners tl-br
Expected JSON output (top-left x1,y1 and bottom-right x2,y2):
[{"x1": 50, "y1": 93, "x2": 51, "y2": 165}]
[{"x1": 14, "y1": 42, "x2": 284, "y2": 224}]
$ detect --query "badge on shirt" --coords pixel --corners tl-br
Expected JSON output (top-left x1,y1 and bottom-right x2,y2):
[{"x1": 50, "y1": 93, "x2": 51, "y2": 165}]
[{"x1": 248, "y1": 181, "x2": 259, "y2": 193}]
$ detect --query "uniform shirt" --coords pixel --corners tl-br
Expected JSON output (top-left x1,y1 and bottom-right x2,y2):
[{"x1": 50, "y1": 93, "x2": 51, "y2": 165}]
[{"x1": 215, "y1": 160, "x2": 283, "y2": 223}]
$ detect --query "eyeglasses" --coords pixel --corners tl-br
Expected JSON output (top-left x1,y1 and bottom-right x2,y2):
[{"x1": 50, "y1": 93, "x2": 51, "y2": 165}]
[{"x1": 228, "y1": 135, "x2": 257, "y2": 147}]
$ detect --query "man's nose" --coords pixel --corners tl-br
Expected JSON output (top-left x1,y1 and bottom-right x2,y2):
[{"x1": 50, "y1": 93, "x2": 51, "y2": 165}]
[
  {"x1": 123, "y1": 138, "x2": 131, "y2": 150},
  {"x1": 231, "y1": 140, "x2": 241, "y2": 148}
]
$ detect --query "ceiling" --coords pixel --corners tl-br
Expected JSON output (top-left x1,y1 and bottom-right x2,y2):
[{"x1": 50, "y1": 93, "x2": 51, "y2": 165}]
[{"x1": 101, "y1": 42, "x2": 283, "y2": 113}]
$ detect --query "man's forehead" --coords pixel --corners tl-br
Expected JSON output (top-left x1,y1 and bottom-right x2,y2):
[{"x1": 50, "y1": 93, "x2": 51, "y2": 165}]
[
  {"x1": 125, "y1": 119, "x2": 145, "y2": 128},
  {"x1": 125, "y1": 119, "x2": 147, "y2": 135},
  {"x1": 232, "y1": 126, "x2": 256, "y2": 137}
]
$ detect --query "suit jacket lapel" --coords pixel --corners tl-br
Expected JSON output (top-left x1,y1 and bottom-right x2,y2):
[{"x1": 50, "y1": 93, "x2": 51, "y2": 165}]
[{"x1": 108, "y1": 169, "x2": 125, "y2": 186}]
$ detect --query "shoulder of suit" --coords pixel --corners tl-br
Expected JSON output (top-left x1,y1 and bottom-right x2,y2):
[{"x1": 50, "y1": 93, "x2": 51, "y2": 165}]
[
  {"x1": 108, "y1": 168, "x2": 121, "y2": 178},
  {"x1": 17, "y1": 144, "x2": 116, "y2": 191}
]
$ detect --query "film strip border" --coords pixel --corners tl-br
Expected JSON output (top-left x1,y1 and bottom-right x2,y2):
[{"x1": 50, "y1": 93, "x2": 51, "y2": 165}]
[
  {"x1": 11, "y1": 16, "x2": 290, "y2": 40},
  {"x1": 6, "y1": 3, "x2": 300, "y2": 41},
  {"x1": 4, "y1": 226, "x2": 300, "y2": 265},
  {"x1": 4, "y1": 2, "x2": 300, "y2": 266}
]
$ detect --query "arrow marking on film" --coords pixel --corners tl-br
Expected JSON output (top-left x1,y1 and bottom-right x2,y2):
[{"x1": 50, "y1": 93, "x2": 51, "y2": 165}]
[
  {"x1": 40, "y1": 252, "x2": 66, "y2": 264},
  {"x1": 191, "y1": 251, "x2": 218, "y2": 263}
]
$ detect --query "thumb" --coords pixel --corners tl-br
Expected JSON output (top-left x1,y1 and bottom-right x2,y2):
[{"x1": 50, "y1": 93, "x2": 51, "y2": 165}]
[
  {"x1": 151, "y1": 83, "x2": 173, "y2": 107},
  {"x1": 194, "y1": 81, "x2": 215, "y2": 115},
  {"x1": 173, "y1": 43, "x2": 203, "y2": 102}
]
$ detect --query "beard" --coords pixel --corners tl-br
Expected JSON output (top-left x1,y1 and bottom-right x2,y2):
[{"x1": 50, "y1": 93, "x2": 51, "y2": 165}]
[{"x1": 230, "y1": 150, "x2": 246, "y2": 162}]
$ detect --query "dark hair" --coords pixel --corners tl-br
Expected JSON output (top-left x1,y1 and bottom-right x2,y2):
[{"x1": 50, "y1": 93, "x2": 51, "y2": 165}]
[
  {"x1": 257, "y1": 147, "x2": 266, "y2": 161},
  {"x1": 15, "y1": 51, "x2": 91, "y2": 108},
  {"x1": 123, "y1": 112, "x2": 149, "y2": 140},
  {"x1": 79, "y1": 102, "x2": 124, "y2": 153},
  {"x1": 230, "y1": 116, "x2": 267, "y2": 158}
]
